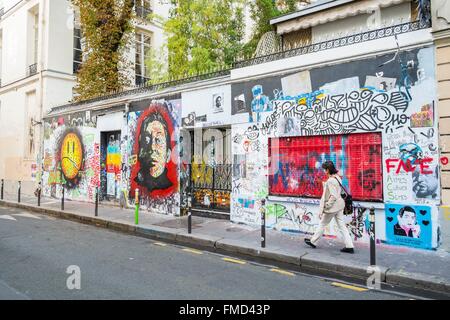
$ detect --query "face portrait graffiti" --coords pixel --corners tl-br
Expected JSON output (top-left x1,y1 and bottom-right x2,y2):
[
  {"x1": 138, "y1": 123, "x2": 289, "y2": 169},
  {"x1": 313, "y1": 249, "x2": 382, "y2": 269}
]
[
  {"x1": 412, "y1": 165, "x2": 439, "y2": 199},
  {"x1": 394, "y1": 206, "x2": 421, "y2": 238},
  {"x1": 131, "y1": 104, "x2": 178, "y2": 197},
  {"x1": 58, "y1": 129, "x2": 84, "y2": 188}
]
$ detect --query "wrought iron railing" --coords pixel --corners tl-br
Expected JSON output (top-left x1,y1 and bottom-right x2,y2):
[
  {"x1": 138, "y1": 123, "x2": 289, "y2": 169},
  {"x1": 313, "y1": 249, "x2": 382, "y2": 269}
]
[
  {"x1": 233, "y1": 20, "x2": 432, "y2": 69},
  {"x1": 28, "y1": 63, "x2": 38, "y2": 76}
]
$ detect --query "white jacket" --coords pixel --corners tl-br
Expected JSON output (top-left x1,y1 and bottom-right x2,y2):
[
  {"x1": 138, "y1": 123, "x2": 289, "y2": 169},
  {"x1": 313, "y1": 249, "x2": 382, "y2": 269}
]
[{"x1": 319, "y1": 175, "x2": 346, "y2": 214}]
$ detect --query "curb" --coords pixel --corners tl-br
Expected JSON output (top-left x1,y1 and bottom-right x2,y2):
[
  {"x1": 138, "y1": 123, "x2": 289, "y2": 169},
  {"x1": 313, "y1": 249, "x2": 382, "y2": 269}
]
[
  {"x1": 385, "y1": 269, "x2": 450, "y2": 295},
  {"x1": 1, "y1": 200, "x2": 449, "y2": 298}
]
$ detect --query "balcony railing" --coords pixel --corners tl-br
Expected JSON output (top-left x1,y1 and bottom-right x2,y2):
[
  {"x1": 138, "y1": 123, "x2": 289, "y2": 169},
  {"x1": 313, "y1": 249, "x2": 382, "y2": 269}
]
[
  {"x1": 28, "y1": 63, "x2": 38, "y2": 77},
  {"x1": 135, "y1": 5, "x2": 153, "y2": 20},
  {"x1": 234, "y1": 20, "x2": 432, "y2": 69}
]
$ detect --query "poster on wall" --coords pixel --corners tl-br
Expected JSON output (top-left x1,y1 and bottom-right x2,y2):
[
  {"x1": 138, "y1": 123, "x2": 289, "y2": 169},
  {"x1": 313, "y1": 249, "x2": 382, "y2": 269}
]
[
  {"x1": 385, "y1": 203, "x2": 433, "y2": 249},
  {"x1": 212, "y1": 93, "x2": 224, "y2": 113}
]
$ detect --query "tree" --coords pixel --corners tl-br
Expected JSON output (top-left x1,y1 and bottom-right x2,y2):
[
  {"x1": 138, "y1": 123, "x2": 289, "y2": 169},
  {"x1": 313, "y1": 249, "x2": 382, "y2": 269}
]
[
  {"x1": 244, "y1": 0, "x2": 310, "y2": 56},
  {"x1": 147, "y1": 0, "x2": 246, "y2": 82},
  {"x1": 72, "y1": 0, "x2": 135, "y2": 101}
]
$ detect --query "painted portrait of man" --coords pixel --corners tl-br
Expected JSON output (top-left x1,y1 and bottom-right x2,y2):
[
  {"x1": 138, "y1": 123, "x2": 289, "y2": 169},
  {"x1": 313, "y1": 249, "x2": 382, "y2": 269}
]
[
  {"x1": 393, "y1": 206, "x2": 421, "y2": 238},
  {"x1": 412, "y1": 165, "x2": 439, "y2": 199},
  {"x1": 132, "y1": 105, "x2": 177, "y2": 195}
]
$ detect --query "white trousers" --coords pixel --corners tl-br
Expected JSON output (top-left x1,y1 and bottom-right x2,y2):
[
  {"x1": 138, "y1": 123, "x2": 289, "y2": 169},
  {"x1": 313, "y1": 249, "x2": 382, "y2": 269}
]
[{"x1": 310, "y1": 210, "x2": 354, "y2": 249}]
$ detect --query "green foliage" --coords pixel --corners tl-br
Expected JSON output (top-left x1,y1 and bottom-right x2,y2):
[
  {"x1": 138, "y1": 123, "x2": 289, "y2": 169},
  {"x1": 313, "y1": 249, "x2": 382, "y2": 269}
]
[
  {"x1": 147, "y1": 0, "x2": 246, "y2": 82},
  {"x1": 244, "y1": 0, "x2": 310, "y2": 56},
  {"x1": 72, "y1": 0, "x2": 135, "y2": 101}
]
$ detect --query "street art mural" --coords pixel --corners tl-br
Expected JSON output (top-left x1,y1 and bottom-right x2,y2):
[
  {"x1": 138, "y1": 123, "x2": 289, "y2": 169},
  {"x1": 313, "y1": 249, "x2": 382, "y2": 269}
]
[
  {"x1": 268, "y1": 133, "x2": 383, "y2": 201},
  {"x1": 385, "y1": 203, "x2": 434, "y2": 249},
  {"x1": 230, "y1": 46, "x2": 441, "y2": 249},
  {"x1": 42, "y1": 113, "x2": 100, "y2": 202},
  {"x1": 128, "y1": 100, "x2": 181, "y2": 216}
]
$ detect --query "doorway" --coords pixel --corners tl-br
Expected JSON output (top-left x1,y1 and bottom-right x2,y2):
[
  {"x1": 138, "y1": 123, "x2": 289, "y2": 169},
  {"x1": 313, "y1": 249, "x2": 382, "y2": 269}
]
[{"x1": 100, "y1": 131, "x2": 121, "y2": 201}]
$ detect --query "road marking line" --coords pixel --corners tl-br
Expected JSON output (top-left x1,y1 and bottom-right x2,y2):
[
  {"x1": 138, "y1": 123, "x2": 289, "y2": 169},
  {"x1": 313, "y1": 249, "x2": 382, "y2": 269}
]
[
  {"x1": 0, "y1": 215, "x2": 17, "y2": 221},
  {"x1": 13, "y1": 213, "x2": 42, "y2": 220},
  {"x1": 153, "y1": 242, "x2": 167, "y2": 247},
  {"x1": 182, "y1": 248, "x2": 203, "y2": 255},
  {"x1": 331, "y1": 282, "x2": 368, "y2": 292},
  {"x1": 270, "y1": 268, "x2": 295, "y2": 276},
  {"x1": 222, "y1": 258, "x2": 246, "y2": 265}
]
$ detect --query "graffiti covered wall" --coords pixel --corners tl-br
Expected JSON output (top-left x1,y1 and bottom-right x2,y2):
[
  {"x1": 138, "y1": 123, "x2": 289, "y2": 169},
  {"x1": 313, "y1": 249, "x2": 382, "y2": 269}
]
[
  {"x1": 230, "y1": 46, "x2": 440, "y2": 249},
  {"x1": 42, "y1": 112, "x2": 100, "y2": 201}
]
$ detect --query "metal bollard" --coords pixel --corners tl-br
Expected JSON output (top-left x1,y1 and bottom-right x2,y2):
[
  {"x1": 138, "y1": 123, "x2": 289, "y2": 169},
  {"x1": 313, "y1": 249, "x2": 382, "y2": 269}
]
[
  {"x1": 18, "y1": 181, "x2": 21, "y2": 203},
  {"x1": 188, "y1": 195, "x2": 192, "y2": 234},
  {"x1": 261, "y1": 198, "x2": 266, "y2": 248},
  {"x1": 61, "y1": 185, "x2": 65, "y2": 211},
  {"x1": 37, "y1": 182, "x2": 41, "y2": 207},
  {"x1": 135, "y1": 188, "x2": 139, "y2": 225},
  {"x1": 369, "y1": 207, "x2": 376, "y2": 266},
  {"x1": 1, "y1": 179, "x2": 4, "y2": 200},
  {"x1": 95, "y1": 186, "x2": 99, "y2": 217}
]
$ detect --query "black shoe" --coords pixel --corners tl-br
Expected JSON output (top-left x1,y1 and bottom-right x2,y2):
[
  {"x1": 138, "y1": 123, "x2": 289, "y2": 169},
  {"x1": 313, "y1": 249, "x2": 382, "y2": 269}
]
[
  {"x1": 304, "y1": 239, "x2": 316, "y2": 249},
  {"x1": 340, "y1": 248, "x2": 354, "y2": 254}
]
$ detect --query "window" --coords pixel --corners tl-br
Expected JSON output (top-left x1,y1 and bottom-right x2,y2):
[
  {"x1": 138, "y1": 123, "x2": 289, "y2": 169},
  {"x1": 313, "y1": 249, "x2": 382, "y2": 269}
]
[
  {"x1": 73, "y1": 9, "x2": 82, "y2": 74},
  {"x1": 135, "y1": 32, "x2": 152, "y2": 85},
  {"x1": 268, "y1": 132, "x2": 383, "y2": 201},
  {"x1": 27, "y1": 7, "x2": 39, "y2": 75},
  {"x1": 73, "y1": 28, "x2": 82, "y2": 73},
  {"x1": 33, "y1": 13, "x2": 38, "y2": 64},
  {"x1": 134, "y1": 0, "x2": 153, "y2": 19}
]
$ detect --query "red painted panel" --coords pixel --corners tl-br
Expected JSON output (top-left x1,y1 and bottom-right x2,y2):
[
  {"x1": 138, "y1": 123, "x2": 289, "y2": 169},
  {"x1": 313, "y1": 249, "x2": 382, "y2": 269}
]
[{"x1": 269, "y1": 133, "x2": 383, "y2": 201}]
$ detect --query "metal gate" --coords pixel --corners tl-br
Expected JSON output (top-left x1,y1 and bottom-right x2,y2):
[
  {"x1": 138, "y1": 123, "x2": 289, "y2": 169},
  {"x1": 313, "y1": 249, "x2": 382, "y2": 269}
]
[{"x1": 190, "y1": 163, "x2": 231, "y2": 212}]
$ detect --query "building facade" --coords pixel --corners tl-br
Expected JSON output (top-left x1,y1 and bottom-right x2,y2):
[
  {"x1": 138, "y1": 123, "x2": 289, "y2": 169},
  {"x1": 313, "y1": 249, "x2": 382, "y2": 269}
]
[
  {"x1": 0, "y1": 0, "x2": 171, "y2": 195},
  {"x1": 32, "y1": 0, "x2": 450, "y2": 251}
]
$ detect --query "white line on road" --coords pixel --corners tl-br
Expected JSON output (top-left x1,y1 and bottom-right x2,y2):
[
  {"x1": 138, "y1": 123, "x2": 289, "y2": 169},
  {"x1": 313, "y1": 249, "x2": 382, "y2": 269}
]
[
  {"x1": 0, "y1": 215, "x2": 17, "y2": 221},
  {"x1": 12, "y1": 213, "x2": 42, "y2": 220}
]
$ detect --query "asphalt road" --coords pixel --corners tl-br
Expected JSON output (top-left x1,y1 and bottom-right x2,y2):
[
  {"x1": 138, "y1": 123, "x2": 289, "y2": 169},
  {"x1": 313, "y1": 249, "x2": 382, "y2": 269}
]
[{"x1": 0, "y1": 206, "x2": 414, "y2": 300}]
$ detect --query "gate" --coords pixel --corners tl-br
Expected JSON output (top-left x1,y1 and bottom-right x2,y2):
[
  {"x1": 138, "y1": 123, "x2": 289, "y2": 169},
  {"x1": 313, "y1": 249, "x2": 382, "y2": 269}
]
[{"x1": 190, "y1": 163, "x2": 231, "y2": 212}]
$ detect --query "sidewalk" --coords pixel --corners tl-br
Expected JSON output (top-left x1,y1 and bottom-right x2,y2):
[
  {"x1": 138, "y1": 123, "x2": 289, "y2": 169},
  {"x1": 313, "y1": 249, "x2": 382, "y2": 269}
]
[{"x1": 1, "y1": 191, "x2": 449, "y2": 298}]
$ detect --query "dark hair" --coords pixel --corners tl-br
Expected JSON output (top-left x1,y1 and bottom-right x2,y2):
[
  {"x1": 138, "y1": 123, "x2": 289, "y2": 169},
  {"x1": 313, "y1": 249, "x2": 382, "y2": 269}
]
[
  {"x1": 139, "y1": 111, "x2": 171, "y2": 152},
  {"x1": 399, "y1": 206, "x2": 416, "y2": 218},
  {"x1": 322, "y1": 161, "x2": 338, "y2": 175}
]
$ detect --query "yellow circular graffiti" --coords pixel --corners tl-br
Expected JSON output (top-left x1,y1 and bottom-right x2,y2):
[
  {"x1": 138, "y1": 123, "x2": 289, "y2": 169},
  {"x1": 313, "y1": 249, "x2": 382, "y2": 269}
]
[{"x1": 60, "y1": 133, "x2": 83, "y2": 180}]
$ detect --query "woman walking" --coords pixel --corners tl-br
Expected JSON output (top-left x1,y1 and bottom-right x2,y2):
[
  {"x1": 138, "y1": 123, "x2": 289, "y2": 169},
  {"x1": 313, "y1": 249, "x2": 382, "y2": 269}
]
[{"x1": 305, "y1": 161, "x2": 355, "y2": 253}]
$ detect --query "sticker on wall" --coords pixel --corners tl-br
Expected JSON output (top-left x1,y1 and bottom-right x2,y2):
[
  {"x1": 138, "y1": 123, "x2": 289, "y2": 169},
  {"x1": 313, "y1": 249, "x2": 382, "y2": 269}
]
[
  {"x1": 410, "y1": 102, "x2": 434, "y2": 128},
  {"x1": 365, "y1": 75, "x2": 397, "y2": 92},
  {"x1": 182, "y1": 112, "x2": 196, "y2": 127},
  {"x1": 212, "y1": 93, "x2": 224, "y2": 113},
  {"x1": 385, "y1": 204, "x2": 432, "y2": 249},
  {"x1": 232, "y1": 93, "x2": 247, "y2": 115}
]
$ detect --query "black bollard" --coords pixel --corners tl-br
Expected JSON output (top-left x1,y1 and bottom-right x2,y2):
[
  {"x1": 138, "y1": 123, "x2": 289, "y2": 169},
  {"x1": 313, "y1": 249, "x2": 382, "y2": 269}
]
[
  {"x1": 369, "y1": 207, "x2": 376, "y2": 266},
  {"x1": 261, "y1": 198, "x2": 266, "y2": 248},
  {"x1": 1, "y1": 179, "x2": 4, "y2": 200},
  {"x1": 95, "y1": 186, "x2": 99, "y2": 217},
  {"x1": 37, "y1": 183, "x2": 41, "y2": 207},
  {"x1": 187, "y1": 195, "x2": 192, "y2": 234},
  {"x1": 18, "y1": 181, "x2": 21, "y2": 203},
  {"x1": 61, "y1": 185, "x2": 65, "y2": 211}
]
